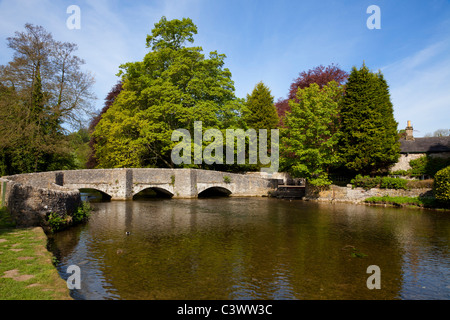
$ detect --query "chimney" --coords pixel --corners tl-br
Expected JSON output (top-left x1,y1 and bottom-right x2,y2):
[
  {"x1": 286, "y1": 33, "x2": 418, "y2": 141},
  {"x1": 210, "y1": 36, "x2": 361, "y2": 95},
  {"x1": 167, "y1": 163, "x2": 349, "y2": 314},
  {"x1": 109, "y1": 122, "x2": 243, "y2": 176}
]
[{"x1": 405, "y1": 120, "x2": 414, "y2": 140}]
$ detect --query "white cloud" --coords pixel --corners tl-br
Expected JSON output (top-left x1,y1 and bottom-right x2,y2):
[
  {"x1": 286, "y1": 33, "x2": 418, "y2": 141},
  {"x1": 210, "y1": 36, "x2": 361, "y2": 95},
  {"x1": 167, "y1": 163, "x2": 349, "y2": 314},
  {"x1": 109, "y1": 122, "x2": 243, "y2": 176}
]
[{"x1": 382, "y1": 40, "x2": 450, "y2": 136}]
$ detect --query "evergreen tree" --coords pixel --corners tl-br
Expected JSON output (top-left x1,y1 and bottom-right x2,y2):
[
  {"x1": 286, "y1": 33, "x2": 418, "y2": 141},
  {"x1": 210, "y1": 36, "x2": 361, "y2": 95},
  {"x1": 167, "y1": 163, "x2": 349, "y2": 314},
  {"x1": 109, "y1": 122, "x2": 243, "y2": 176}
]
[
  {"x1": 338, "y1": 63, "x2": 400, "y2": 175},
  {"x1": 243, "y1": 81, "x2": 279, "y2": 131},
  {"x1": 241, "y1": 81, "x2": 279, "y2": 171}
]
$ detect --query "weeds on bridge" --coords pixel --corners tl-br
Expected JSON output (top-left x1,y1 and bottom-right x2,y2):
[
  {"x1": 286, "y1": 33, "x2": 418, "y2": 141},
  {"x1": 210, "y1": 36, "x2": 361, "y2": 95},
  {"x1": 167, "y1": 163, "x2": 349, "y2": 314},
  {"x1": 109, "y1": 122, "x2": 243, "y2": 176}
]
[{"x1": 46, "y1": 201, "x2": 92, "y2": 233}]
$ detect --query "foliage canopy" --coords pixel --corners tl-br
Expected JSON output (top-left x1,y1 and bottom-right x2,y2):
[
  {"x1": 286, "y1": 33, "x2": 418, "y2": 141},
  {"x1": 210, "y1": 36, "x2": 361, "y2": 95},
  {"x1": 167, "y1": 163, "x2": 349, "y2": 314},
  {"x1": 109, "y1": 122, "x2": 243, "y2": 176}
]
[
  {"x1": 338, "y1": 63, "x2": 400, "y2": 175},
  {"x1": 281, "y1": 81, "x2": 343, "y2": 186},
  {"x1": 0, "y1": 24, "x2": 95, "y2": 175},
  {"x1": 93, "y1": 17, "x2": 241, "y2": 169}
]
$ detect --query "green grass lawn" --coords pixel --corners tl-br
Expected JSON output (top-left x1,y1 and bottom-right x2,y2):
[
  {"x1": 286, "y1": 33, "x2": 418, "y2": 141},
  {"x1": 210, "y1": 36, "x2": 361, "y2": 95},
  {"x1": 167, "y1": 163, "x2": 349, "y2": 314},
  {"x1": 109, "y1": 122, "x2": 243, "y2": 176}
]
[
  {"x1": 0, "y1": 207, "x2": 71, "y2": 300},
  {"x1": 364, "y1": 195, "x2": 438, "y2": 208}
]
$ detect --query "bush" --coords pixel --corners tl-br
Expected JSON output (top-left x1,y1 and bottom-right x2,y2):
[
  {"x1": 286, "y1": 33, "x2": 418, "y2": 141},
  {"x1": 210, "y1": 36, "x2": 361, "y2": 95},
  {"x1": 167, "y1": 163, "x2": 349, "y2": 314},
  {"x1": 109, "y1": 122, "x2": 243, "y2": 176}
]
[
  {"x1": 380, "y1": 177, "x2": 408, "y2": 190},
  {"x1": 351, "y1": 175, "x2": 409, "y2": 190},
  {"x1": 351, "y1": 175, "x2": 381, "y2": 190},
  {"x1": 72, "y1": 201, "x2": 92, "y2": 223},
  {"x1": 390, "y1": 170, "x2": 408, "y2": 176},
  {"x1": 46, "y1": 201, "x2": 92, "y2": 233},
  {"x1": 46, "y1": 212, "x2": 67, "y2": 233},
  {"x1": 406, "y1": 179, "x2": 434, "y2": 189},
  {"x1": 409, "y1": 155, "x2": 450, "y2": 178},
  {"x1": 434, "y1": 166, "x2": 450, "y2": 204}
]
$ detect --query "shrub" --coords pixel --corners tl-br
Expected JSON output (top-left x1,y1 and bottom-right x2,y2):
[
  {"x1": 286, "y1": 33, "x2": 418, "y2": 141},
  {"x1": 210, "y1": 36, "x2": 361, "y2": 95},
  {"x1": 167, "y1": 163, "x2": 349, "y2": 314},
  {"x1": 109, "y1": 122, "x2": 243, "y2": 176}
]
[
  {"x1": 408, "y1": 156, "x2": 428, "y2": 177},
  {"x1": 409, "y1": 155, "x2": 450, "y2": 178},
  {"x1": 434, "y1": 166, "x2": 450, "y2": 204},
  {"x1": 406, "y1": 179, "x2": 434, "y2": 189},
  {"x1": 390, "y1": 170, "x2": 408, "y2": 176},
  {"x1": 46, "y1": 201, "x2": 92, "y2": 233},
  {"x1": 46, "y1": 212, "x2": 67, "y2": 233},
  {"x1": 72, "y1": 201, "x2": 92, "y2": 223},
  {"x1": 380, "y1": 177, "x2": 408, "y2": 190},
  {"x1": 351, "y1": 175, "x2": 381, "y2": 190},
  {"x1": 223, "y1": 176, "x2": 231, "y2": 184}
]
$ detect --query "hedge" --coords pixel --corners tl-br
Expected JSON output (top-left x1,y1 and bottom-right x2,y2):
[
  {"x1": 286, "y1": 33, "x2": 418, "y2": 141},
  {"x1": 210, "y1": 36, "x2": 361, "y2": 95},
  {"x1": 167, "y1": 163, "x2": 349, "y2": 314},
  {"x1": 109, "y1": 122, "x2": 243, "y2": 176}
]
[
  {"x1": 351, "y1": 175, "x2": 408, "y2": 190},
  {"x1": 434, "y1": 166, "x2": 450, "y2": 204}
]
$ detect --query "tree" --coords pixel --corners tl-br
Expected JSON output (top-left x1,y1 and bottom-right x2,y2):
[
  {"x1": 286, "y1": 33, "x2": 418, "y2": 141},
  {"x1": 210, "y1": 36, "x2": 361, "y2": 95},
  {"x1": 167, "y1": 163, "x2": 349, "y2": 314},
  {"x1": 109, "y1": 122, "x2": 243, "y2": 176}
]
[
  {"x1": 338, "y1": 63, "x2": 400, "y2": 175},
  {"x1": 93, "y1": 17, "x2": 240, "y2": 169},
  {"x1": 241, "y1": 81, "x2": 279, "y2": 171},
  {"x1": 424, "y1": 129, "x2": 450, "y2": 137},
  {"x1": 275, "y1": 64, "x2": 348, "y2": 124},
  {"x1": 0, "y1": 24, "x2": 95, "y2": 174},
  {"x1": 86, "y1": 81, "x2": 123, "y2": 169},
  {"x1": 281, "y1": 82, "x2": 343, "y2": 186},
  {"x1": 2, "y1": 24, "x2": 95, "y2": 129},
  {"x1": 68, "y1": 127, "x2": 91, "y2": 169},
  {"x1": 243, "y1": 81, "x2": 279, "y2": 131}
]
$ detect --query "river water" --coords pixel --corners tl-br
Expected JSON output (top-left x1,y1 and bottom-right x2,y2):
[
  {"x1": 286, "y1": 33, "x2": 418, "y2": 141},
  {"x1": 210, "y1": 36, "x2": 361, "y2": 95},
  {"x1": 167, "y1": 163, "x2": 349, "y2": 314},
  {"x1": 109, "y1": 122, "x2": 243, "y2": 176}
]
[{"x1": 49, "y1": 197, "x2": 450, "y2": 300}]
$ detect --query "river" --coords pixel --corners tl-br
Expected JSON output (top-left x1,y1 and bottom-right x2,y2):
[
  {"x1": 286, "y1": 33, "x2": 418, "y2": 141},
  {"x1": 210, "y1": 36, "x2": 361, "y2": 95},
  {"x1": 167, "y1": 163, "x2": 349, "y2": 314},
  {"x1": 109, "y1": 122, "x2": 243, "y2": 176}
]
[{"x1": 48, "y1": 197, "x2": 450, "y2": 300}]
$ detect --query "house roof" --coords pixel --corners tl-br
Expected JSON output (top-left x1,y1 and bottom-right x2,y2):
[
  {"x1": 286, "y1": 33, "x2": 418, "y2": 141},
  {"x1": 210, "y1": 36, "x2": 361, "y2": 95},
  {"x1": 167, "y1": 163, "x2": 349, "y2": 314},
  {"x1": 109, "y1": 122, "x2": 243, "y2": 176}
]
[{"x1": 400, "y1": 137, "x2": 450, "y2": 153}]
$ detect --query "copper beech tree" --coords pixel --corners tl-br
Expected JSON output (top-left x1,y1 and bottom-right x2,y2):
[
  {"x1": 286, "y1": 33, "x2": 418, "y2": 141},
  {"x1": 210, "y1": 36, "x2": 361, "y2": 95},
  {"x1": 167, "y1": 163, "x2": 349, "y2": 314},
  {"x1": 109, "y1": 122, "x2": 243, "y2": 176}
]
[{"x1": 275, "y1": 64, "x2": 348, "y2": 124}]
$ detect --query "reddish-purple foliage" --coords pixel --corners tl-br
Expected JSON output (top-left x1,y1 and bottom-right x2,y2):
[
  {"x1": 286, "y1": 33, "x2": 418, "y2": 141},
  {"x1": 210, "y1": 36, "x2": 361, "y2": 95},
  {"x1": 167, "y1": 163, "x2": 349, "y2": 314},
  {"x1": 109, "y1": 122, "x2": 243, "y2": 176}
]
[{"x1": 275, "y1": 64, "x2": 348, "y2": 126}]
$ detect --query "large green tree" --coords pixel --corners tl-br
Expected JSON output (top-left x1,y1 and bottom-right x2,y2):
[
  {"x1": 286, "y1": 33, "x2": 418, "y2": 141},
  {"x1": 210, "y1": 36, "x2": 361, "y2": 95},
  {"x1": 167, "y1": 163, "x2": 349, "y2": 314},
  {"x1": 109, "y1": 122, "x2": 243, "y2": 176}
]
[
  {"x1": 93, "y1": 17, "x2": 241, "y2": 168},
  {"x1": 0, "y1": 24, "x2": 95, "y2": 175},
  {"x1": 338, "y1": 63, "x2": 399, "y2": 175},
  {"x1": 281, "y1": 81, "x2": 343, "y2": 186}
]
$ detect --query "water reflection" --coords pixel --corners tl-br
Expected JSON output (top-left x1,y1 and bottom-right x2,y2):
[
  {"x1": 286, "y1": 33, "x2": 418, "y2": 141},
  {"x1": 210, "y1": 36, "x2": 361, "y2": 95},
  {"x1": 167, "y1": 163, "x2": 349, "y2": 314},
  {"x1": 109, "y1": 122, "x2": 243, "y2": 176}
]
[{"x1": 49, "y1": 198, "x2": 450, "y2": 300}]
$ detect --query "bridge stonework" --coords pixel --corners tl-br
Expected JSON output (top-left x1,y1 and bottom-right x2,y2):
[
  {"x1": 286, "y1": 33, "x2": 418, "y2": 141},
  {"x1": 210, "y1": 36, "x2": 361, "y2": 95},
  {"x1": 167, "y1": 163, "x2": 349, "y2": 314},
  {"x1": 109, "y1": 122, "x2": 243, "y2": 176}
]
[
  {"x1": 2, "y1": 168, "x2": 276, "y2": 200},
  {"x1": 1, "y1": 169, "x2": 276, "y2": 227},
  {"x1": 62, "y1": 168, "x2": 275, "y2": 199}
]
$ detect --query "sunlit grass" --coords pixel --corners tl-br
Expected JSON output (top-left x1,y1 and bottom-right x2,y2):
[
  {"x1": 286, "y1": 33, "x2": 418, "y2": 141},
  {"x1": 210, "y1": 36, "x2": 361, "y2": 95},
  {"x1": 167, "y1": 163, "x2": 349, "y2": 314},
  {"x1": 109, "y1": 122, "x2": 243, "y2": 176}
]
[
  {"x1": 364, "y1": 195, "x2": 437, "y2": 208},
  {"x1": 0, "y1": 207, "x2": 71, "y2": 300}
]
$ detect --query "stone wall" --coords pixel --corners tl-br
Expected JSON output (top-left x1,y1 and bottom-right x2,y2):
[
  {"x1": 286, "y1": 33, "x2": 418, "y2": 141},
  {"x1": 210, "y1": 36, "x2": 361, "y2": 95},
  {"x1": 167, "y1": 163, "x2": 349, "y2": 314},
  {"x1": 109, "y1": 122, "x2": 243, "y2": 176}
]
[
  {"x1": 391, "y1": 152, "x2": 450, "y2": 172},
  {"x1": 305, "y1": 184, "x2": 432, "y2": 204},
  {"x1": 390, "y1": 153, "x2": 425, "y2": 172},
  {"x1": 0, "y1": 176, "x2": 81, "y2": 228}
]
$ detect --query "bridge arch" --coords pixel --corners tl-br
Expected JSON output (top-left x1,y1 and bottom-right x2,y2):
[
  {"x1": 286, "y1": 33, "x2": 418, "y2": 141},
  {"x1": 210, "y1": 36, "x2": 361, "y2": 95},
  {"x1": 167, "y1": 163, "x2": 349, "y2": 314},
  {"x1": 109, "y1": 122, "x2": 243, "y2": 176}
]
[
  {"x1": 198, "y1": 186, "x2": 232, "y2": 198},
  {"x1": 133, "y1": 186, "x2": 174, "y2": 199},
  {"x1": 79, "y1": 188, "x2": 112, "y2": 201}
]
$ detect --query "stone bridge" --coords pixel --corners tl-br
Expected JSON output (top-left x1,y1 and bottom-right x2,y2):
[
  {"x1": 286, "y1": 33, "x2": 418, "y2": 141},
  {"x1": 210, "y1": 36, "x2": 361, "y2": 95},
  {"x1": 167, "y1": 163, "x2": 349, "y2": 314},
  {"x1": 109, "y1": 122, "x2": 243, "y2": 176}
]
[
  {"x1": 3, "y1": 168, "x2": 276, "y2": 201},
  {"x1": 0, "y1": 168, "x2": 276, "y2": 227}
]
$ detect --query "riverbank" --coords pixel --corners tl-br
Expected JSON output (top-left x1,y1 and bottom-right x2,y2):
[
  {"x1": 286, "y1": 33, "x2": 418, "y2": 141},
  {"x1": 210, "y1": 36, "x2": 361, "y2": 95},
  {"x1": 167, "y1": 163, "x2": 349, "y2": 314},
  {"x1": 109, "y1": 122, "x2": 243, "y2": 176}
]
[
  {"x1": 302, "y1": 184, "x2": 449, "y2": 211},
  {"x1": 364, "y1": 195, "x2": 449, "y2": 210},
  {"x1": 0, "y1": 207, "x2": 71, "y2": 300}
]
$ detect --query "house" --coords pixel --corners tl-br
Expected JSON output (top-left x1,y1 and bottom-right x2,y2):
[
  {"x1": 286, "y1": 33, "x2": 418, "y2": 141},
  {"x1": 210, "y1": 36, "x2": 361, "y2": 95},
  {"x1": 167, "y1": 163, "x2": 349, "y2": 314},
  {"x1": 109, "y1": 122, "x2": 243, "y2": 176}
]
[{"x1": 391, "y1": 121, "x2": 450, "y2": 172}]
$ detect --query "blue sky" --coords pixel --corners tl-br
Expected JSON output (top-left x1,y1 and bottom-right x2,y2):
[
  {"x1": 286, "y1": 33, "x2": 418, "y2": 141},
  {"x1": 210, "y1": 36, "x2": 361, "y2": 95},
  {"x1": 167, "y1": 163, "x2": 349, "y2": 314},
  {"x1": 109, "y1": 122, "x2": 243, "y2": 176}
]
[{"x1": 0, "y1": 0, "x2": 449, "y2": 136}]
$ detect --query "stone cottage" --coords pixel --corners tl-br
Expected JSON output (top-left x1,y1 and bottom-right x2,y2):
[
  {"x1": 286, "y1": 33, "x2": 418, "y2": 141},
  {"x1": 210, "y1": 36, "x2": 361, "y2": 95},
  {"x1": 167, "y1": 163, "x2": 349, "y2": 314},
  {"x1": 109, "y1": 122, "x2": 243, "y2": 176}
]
[{"x1": 391, "y1": 121, "x2": 450, "y2": 172}]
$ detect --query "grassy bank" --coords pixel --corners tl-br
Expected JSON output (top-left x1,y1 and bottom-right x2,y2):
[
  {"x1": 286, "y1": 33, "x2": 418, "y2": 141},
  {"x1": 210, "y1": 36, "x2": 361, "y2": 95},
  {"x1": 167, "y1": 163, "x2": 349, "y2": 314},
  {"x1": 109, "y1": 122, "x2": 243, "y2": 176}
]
[
  {"x1": 0, "y1": 207, "x2": 71, "y2": 300},
  {"x1": 364, "y1": 195, "x2": 447, "y2": 209}
]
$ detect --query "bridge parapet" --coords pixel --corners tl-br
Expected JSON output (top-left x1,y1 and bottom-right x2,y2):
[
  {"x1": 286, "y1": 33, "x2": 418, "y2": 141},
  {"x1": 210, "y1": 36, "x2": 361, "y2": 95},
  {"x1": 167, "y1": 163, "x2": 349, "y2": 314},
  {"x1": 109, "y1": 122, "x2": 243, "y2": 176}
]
[{"x1": 1, "y1": 168, "x2": 277, "y2": 227}]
